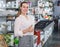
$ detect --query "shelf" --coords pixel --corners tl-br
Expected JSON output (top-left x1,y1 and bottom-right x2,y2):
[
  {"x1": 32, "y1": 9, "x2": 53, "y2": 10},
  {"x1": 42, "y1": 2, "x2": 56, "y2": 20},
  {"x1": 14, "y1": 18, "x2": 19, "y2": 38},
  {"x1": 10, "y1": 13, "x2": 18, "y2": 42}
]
[
  {"x1": 0, "y1": 15, "x2": 16, "y2": 17},
  {"x1": 34, "y1": 43, "x2": 37, "y2": 47},
  {"x1": 6, "y1": 19, "x2": 15, "y2": 21},
  {"x1": 41, "y1": 35, "x2": 44, "y2": 41},
  {"x1": 38, "y1": 0, "x2": 53, "y2": 17},
  {"x1": 9, "y1": 46, "x2": 14, "y2": 47},
  {"x1": 7, "y1": 31, "x2": 14, "y2": 34},
  {"x1": 0, "y1": 16, "x2": 6, "y2": 17},
  {"x1": 6, "y1": 8, "x2": 18, "y2": 10}
]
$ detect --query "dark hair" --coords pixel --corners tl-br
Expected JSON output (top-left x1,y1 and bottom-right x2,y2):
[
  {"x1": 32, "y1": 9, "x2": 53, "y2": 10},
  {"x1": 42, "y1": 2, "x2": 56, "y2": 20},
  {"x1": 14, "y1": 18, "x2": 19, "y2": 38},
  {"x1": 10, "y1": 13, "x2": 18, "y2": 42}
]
[{"x1": 17, "y1": 1, "x2": 28, "y2": 17}]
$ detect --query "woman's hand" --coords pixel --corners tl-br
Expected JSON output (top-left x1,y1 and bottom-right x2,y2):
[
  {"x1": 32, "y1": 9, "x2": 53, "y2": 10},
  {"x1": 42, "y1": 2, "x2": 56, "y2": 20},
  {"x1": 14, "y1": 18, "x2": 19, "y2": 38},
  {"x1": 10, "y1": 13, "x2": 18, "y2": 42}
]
[
  {"x1": 22, "y1": 25, "x2": 34, "y2": 34},
  {"x1": 28, "y1": 25, "x2": 34, "y2": 32}
]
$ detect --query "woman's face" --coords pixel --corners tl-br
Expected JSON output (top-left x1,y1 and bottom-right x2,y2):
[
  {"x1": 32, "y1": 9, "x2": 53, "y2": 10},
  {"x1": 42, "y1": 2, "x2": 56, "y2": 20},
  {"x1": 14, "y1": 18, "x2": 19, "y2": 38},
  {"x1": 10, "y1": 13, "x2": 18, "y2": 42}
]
[{"x1": 20, "y1": 3, "x2": 28, "y2": 14}]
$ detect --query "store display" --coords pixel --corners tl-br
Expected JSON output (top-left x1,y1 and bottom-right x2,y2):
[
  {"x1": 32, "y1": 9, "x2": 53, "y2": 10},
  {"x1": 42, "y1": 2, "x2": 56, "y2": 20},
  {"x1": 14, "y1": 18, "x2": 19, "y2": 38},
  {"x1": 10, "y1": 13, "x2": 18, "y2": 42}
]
[
  {"x1": 7, "y1": 21, "x2": 12, "y2": 31},
  {"x1": 14, "y1": 37, "x2": 19, "y2": 45},
  {"x1": 0, "y1": 0, "x2": 54, "y2": 47},
  {"x1": 35, "y1": 20, "x2": 54, "y2": 47},
  {"x1": 0, "y1": 0, "x2": 6, "y2": 9},
  {"x1": 3, "y1": 34, "x2": 14, "y2": 46},
  {"x1": 38, "y1": 0, "x2": 53, "y2": 20},
  {"x1": 0, "y1": 35, "x2": 8, "y2": 47},
  {"x1": 0, "y1": 22, "x2": 7, "y2": 34},
  {"x1": 34, "y1": 35, "x2": 38, "y2": 47}
]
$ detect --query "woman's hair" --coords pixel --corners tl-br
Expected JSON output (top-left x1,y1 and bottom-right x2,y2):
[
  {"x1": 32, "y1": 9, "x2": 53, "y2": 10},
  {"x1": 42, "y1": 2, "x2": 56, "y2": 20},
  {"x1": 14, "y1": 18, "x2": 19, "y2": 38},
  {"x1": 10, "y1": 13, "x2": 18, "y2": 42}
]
[{"x1": 17, "y1": 1, "x2": 28, "y2": 17}]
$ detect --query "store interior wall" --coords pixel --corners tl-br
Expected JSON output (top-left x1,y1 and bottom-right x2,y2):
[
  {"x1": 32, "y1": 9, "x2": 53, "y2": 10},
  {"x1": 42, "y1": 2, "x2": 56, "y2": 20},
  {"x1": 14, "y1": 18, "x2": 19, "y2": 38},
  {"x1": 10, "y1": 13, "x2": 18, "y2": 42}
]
[{"x1": 53, "y1": 0, "x2": 60, "y2": 16}]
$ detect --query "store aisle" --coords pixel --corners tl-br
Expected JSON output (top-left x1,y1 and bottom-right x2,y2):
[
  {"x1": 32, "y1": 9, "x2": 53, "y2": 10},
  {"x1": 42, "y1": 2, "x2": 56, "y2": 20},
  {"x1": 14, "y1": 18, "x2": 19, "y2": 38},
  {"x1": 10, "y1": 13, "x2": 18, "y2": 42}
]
[{"x1": 43, "y1": 31, "x2": 60, "y2": 47}]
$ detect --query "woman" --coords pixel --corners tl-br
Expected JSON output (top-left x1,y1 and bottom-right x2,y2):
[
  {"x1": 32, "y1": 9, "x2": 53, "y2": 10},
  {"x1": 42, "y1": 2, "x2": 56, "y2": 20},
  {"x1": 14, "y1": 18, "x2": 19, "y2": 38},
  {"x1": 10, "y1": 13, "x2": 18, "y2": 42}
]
[{"x1": 14, "y1": 2, "x2": 35, "y2": 47}]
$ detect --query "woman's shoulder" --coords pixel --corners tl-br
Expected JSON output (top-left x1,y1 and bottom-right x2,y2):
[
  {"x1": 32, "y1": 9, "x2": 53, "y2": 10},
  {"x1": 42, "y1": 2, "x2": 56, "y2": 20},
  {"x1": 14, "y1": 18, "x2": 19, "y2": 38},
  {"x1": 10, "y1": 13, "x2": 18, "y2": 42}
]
[
  {"x1": 15, "y1": 15, "x2": 22, "y2": 22},
  {"x1": 15, "y1": 15, "x2": 22, "y2": 20},
  {"x1": 28, "y1": 15, "x2": 34, "y2": 18},
  {"x1": 15, "y1": 17, "x2": 20, "y2": 21}
]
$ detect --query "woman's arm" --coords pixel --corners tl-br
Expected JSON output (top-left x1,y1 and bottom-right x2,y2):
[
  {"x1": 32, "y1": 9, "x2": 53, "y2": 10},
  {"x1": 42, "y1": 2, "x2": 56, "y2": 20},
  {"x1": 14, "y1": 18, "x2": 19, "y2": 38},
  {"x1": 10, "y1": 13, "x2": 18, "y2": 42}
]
[
  {"x1": 22, "y1": 25, "x2": 34, "y2": 33},
  {"x1": 22, "y1": 27, "x2": 30, "y2": 34},
  {"x1": 14, "y1": 18, "x2": 24, "y2": 37},
  {"x1": 14, "y1": 18, "x2": 31, "y2": 37},
  {"x1": 28, "y1": 25, "x2": 34, "y2": 32}
]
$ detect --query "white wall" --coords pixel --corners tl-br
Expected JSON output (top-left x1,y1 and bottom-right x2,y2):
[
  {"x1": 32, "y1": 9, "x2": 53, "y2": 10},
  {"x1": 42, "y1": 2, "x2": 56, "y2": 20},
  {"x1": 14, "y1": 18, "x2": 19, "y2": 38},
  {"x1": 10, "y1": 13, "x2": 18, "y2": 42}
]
[
  {"x1": 52, "y1": 0, "x2": 60, "y2": 16},
  {"x1": 54, "y1": 6, "x2": 60, "y2": 16},
  {"x1": 52, "y1": 0, "x2": 58, "y2": 3}
]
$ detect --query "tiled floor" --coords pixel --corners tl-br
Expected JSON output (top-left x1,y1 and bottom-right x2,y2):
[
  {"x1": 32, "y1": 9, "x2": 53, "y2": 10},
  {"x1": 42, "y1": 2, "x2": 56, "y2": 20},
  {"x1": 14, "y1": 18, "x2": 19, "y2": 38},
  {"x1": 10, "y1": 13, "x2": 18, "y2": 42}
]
[{"x1": 43, "y1": 30, "x2": 60, "y2": 47}]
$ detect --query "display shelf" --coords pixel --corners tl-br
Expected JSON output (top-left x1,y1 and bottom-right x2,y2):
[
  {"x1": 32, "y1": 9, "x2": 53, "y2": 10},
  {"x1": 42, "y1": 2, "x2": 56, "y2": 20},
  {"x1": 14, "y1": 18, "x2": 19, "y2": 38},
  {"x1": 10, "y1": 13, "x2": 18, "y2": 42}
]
[
  {"x1": 42, "y1": 21, "x2": 54, "y2": 46},
  {"x1": 6, "y1": 19, "x2": 15, "y2": 21},
  {"x1": 0, "y1": 15, "x2": 16, "y2": 34},
  {"x1": 6, "y1": 8, "x2": 18, "y2": 10},
  {"x1": 34, "y1": 35, "x2": 38, "y2": 47},
  {"x1": 6, "y1": 0, "x2": 24, "y2": 10},
  {"x1": 34, "y1": 43, "x2": 37, "y2": 47},
  {"x1": 35, "y1": 20, "x2": 54, "y2": 47},
  {"x1": 41, "y1": 35, "x2": 44, "y2": 41},
  {"x1": 3, "y1": 34, "x2": 14, "y2": 47},
  {"x1": 37, "y1": 0, "x2": 53, "y2": 20},
  {"x1": 9, "y1": 46, "x2": 14, "y2": 47},
  {"x1": 7, "y1": 31, "x2": 14, "y2": 33}
]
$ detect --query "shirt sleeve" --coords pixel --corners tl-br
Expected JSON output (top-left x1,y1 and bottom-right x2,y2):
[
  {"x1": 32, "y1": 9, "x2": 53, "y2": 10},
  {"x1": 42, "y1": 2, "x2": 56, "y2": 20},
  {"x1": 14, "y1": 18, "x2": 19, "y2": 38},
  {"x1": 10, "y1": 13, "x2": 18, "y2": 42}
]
[{"x1": 14, "y1": 17, "x2": 23, "y2": 37}]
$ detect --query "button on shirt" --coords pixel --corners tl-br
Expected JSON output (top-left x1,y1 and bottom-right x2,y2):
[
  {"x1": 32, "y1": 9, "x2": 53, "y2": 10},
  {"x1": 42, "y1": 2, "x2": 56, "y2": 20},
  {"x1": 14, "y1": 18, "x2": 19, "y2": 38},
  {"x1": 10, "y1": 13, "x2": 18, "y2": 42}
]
[{"x1": 14, "y1": 15, "x2": 35, "y2": 37}]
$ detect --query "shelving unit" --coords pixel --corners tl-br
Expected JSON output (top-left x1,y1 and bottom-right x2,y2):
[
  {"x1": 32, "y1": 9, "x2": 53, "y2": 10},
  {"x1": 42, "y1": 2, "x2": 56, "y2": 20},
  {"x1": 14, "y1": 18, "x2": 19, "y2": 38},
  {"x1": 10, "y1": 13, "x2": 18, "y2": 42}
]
[
  {"x1": 0, "y1": 0, "x2": 55, "y2": 47},
  {"x1": 34, "y1": 21, "x2": 54, "y2": 47},
  {"x1": 6, "y1": 0, "x2": 24, "y2": 9},
  {"x1": 33, "y1": 1, "x2": 54, "y2": 47},
  {"x1": 6, "y1": 15, "x2": 16, "y2": 34},
  {"x1": 36, "y1": 1, "x2": 54, "y2": 46},
  {"x1": 40, "y1": 21, "x2": 54, "y2": 47},
  {"x1": 37, "y1": 0, "x2": 53, "y2": 20},
  {"x1": 7, "y1": 16, "x2": 16, "y2": 33},
  {"x1": 0, "y1": 14, "x2": 16, "y2": 34}
]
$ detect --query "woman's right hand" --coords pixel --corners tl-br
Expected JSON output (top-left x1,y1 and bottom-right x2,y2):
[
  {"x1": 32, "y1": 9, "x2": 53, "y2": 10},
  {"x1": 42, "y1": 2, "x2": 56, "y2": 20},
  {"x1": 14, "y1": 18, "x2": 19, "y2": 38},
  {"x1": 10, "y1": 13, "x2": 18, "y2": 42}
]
[
  {"x1": 22, "y1": 25, "x2": 34, "y2": 34},
  {"x1": 28, "y1": 25, "x2": 34, "y2": 32}
]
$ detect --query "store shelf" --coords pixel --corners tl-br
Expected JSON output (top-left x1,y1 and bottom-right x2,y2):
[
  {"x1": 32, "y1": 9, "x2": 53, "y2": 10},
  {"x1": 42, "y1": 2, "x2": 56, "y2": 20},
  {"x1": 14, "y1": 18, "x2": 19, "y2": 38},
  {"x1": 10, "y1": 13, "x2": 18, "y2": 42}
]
[
  {"x1": 35, "y1": 20, "x2": 54, "y2": 47},
  {"x1": 7, "y1": 31, "x2": 14, "y2": 33},
  {"x1": 35, "y1": 20, "x2": 53, "y2": 30},
  {"x1": 9, "y1": 46, "x2": 14, "y2": 47},
  {"x1": 37, "y1": 0, "x2": 53, "y2": 20},
  {"x1": 34, "y1": 43, "x2": 37, "y2": 47},
  {"x1": 41, "y1": 35, "x2": 44, "y2": 41},
  {"x1": 0, "y1": 15, "x2": 6, "y2": 17},
  {"x1": 42, "y1": 21, "x2": 54, "y2": 46},
  {"x1": 6, "y1": 19, "x2": 15, "y2": 21},
  {"x1": 6, "y1": 30, "x2": 14, "y2": 34}
]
